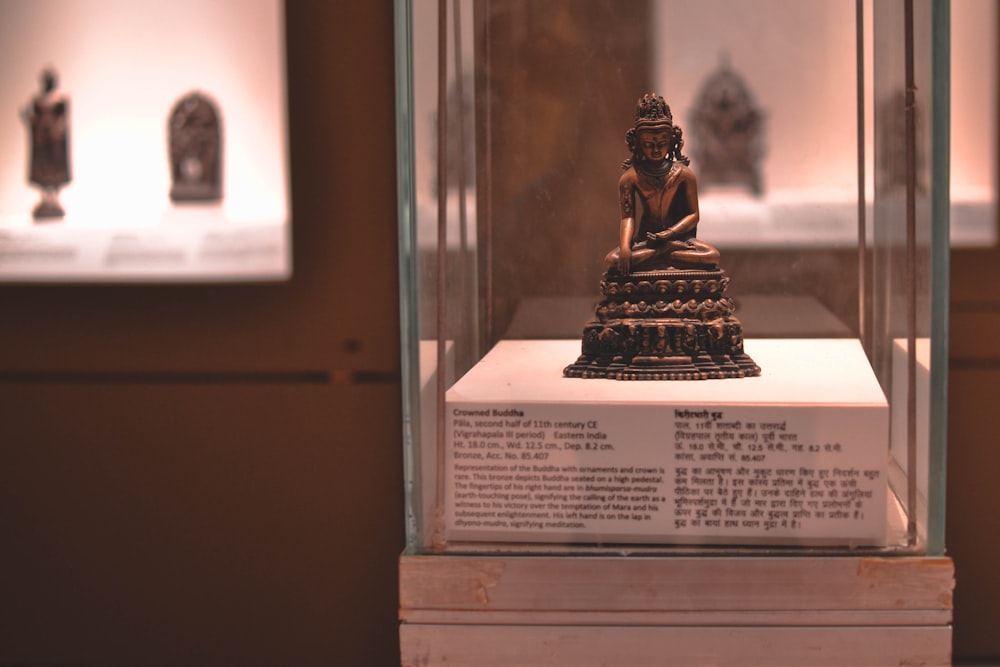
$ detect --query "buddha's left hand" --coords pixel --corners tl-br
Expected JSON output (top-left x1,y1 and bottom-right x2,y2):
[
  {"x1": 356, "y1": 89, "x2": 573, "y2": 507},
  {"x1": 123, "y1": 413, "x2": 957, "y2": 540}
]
[{"x1": 646, "y1": 229, "x2": 673, "y2": 244}]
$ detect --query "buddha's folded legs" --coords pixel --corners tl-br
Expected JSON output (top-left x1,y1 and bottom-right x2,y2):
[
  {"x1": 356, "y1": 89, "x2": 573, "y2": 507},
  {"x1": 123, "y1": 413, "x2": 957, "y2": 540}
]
[{"x1": 605, "y1": 237, "x2": 719, "y2": 272}]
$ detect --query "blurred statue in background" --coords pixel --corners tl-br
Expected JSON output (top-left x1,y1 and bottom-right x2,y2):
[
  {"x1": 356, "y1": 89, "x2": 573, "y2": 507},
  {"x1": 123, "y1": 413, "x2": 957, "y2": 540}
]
[
  {"x1": 24, "y1": 68, "x2": 71, "y2": 219},
  {"x1": 689, "y1": 59, "x2": 765, "y2": 196},
  {"x1": 565, "y1": 93, "x2": 759, "y2": 380}
]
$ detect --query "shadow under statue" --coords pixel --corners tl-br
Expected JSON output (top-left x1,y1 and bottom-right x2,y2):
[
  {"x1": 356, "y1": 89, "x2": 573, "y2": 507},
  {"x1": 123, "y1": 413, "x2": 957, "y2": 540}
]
[
  {"x1": 24, "y1": 68, "x2": 70, "y2": 220},
  {"x1": 564, "y1": 93, "x2": 760, "y2": 380}
]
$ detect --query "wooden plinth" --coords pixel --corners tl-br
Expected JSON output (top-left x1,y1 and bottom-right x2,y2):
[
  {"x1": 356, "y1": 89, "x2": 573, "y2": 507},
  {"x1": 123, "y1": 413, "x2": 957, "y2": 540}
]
[{"x1": 399, "y1": 553, "x2": 954, "y2": 666}]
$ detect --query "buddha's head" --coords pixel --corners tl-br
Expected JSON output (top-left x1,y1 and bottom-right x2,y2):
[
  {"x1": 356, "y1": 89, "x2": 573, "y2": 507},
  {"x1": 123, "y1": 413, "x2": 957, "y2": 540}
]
[
  {"x1": 625, "y1": 93, "x2": 688, "y2": 167},
  {"x1": 40, "y1": 68, "x2": 58, "y2": 94}
]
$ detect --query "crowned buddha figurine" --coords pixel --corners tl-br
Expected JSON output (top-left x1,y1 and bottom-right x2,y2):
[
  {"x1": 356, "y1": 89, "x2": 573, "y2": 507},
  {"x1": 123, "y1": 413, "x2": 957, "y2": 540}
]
[{"x1": 564, "y1": 93, "x2": 760, "y2": 380}]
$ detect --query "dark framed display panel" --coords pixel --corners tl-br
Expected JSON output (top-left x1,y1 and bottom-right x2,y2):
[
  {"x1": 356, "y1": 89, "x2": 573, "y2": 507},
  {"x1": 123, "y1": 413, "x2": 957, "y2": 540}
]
[{"x1": 0, "y1": 0, "x2": 290, "y2": 282}]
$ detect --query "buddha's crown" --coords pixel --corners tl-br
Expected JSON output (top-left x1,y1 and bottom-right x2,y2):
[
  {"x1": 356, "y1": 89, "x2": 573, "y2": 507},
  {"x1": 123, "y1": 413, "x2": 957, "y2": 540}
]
[{"x1": 633, "y1": 93, "x2": 673, "y2": 131}]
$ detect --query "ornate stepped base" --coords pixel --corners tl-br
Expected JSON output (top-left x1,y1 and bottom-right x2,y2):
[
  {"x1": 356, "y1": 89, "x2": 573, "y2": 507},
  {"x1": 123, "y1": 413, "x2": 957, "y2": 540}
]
[{"x1": 564, "y1": 268, "x2": 760, "y2": 381}]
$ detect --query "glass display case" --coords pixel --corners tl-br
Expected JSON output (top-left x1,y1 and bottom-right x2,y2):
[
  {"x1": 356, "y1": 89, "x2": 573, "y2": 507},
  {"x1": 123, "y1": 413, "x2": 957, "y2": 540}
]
[
  {"x1": 396, "y1": 1, "x2": 955, "y2": 663},
  {"x1": 397, "y1": 0, "x2": 951, "y2": 556}
]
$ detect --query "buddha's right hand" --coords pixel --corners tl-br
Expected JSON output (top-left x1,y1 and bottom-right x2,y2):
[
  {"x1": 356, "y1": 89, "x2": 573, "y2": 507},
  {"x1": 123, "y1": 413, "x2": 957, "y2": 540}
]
[{"x1": 618, "y1": 246, "x2": 632, "y2": 274}]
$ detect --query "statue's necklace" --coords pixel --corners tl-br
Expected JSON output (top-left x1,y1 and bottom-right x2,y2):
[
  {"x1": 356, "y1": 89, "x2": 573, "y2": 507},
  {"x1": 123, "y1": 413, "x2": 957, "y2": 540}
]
[{"x1": 637, "y1": 159, "x2": 674, "y2": 187}]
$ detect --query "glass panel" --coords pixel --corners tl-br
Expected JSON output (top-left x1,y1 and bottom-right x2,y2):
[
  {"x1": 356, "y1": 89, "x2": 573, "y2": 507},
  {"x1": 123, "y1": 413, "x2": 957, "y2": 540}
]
[
  {"x1": 927, "y1": 0, "x2": 950, "y2": 556},
  {"x1": 397, "y1": 0, "x2": 480, "y2": 550},
  {"x1": 871, "y1": 0, "x2": 949, "y2": 555}
]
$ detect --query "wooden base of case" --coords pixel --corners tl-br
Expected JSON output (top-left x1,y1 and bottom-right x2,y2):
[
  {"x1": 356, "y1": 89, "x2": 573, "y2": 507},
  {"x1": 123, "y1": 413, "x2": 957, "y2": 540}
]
[{"x1": 399, "y1": 554, "x2": 953, "y2": 666}]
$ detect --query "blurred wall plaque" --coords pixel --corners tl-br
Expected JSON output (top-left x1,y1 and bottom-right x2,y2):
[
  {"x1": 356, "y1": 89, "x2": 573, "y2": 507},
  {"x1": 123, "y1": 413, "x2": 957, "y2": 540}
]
[
  {"x1": 169, "y1": 91, "x2": 222, "y2": 203},
  {"x1": 689, "y1": 60, "x2": 765, "y2": 196}
]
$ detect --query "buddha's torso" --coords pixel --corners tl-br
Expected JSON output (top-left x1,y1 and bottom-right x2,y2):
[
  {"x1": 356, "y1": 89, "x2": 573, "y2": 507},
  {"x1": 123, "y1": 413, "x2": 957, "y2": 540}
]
[{"x1": 632, "y1": 161, "x2": 694, "y2": 238}]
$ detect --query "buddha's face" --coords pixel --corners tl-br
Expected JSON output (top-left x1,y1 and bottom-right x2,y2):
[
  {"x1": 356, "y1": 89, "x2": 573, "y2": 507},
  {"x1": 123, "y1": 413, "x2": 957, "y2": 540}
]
[{"x1": 638, "y1": 129, "x2": 671, "y2": 162}]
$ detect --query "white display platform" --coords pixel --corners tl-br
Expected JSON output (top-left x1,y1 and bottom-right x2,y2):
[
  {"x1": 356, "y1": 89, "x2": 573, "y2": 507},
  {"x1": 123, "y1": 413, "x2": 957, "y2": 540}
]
[
  {"x1": 444, "y1": 339, "x2": 889, "y2": 546},
  {"x1": 0, "y1": 218, "x2": 287, "y2": 282}
]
